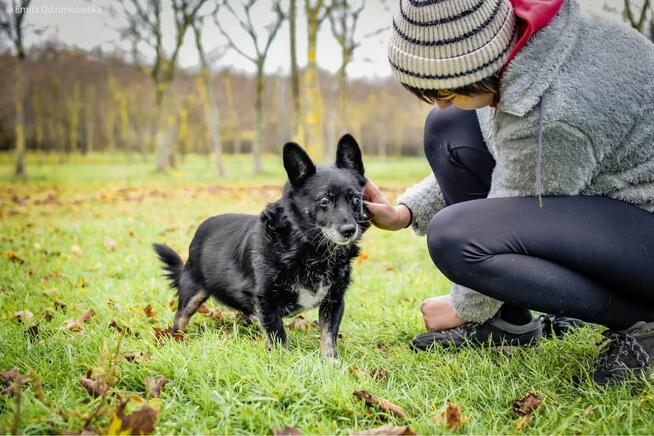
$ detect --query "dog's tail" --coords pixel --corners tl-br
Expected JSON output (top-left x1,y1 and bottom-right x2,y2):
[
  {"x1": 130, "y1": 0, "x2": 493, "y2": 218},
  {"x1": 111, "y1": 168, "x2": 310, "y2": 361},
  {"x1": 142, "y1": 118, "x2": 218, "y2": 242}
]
[{"x1": 153, "y1": 243, "x2": 183, "y2": 291}]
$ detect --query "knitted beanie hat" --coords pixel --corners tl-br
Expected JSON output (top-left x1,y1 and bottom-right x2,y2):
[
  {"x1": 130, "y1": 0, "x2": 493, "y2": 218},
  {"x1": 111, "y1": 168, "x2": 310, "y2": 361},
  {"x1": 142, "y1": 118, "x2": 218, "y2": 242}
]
[{"x1": 388, "y1": 0, "x2": 517, "y2": 90}]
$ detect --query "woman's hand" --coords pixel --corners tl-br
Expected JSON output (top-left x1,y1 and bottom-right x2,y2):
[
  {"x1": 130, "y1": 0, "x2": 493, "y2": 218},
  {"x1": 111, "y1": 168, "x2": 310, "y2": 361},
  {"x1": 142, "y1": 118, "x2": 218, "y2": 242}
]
[{"x1": 363, "y1": 179, "x2": 412, "y2": 230}]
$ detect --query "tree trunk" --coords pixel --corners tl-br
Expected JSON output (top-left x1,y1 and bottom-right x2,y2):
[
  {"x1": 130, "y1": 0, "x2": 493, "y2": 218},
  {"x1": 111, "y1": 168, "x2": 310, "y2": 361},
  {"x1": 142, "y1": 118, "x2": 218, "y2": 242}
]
[
  {"x1": 68, "y1": 82, "x2": 81, "y2": 154},
  {"x1": 254, "y1": 66, "x2": 264, "y2": 173},
  {"x1": 289, "y1": 0, "x2": 304, "y2": 143},
  {"x1": 154, "y1": 85, "x2": 170, "y2": 172},
  {"x1": 84, "y1": 87, "x2": 95, "y2": 155},
  {"x1": 14, "y1": 59, "x2": 26, "y2": 177},
  {"x1": 304, "y1": 7, "x2": 325, "y2": 158}
]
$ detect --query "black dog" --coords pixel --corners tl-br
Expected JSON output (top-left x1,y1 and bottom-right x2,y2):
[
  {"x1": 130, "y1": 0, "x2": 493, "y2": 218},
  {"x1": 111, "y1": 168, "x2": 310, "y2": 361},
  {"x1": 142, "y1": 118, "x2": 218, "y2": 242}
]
[{"x1": 154, "y1": 134, "x2": 369, "y2": 359}]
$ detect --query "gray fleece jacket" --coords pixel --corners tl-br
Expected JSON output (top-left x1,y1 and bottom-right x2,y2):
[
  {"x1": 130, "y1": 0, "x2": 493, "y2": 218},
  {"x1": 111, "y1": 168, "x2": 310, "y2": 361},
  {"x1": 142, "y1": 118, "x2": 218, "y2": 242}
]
[{"x1": 396, "y1": 0, "x2": 654, "y2": 323}]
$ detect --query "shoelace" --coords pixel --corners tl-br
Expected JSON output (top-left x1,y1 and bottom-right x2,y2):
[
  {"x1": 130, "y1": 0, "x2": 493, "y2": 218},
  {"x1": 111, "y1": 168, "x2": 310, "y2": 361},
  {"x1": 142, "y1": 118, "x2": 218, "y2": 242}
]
[
  {"x1": 596, "y1": 330, "x2": 650, "y2": 375},
  {"x1": 449, "y1": 322, "x2": 478, "y2": 339}
]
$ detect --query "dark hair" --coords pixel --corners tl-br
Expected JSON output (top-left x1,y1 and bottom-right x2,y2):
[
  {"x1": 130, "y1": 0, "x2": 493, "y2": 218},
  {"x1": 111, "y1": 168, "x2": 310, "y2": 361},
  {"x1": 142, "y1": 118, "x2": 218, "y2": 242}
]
[{"x1": 401, "y1": 73, "x2": 500, "y2": 105}]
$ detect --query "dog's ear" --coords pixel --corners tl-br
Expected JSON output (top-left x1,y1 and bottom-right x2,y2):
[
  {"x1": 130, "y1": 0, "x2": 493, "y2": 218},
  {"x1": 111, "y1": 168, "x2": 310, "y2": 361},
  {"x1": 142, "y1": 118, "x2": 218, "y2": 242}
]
[
  {"x1": 335, "y1": 134, "x2": 364, "y2": 176},
  {"x1": 283, "y1": 142, "x2": 316, "y2": 187}
]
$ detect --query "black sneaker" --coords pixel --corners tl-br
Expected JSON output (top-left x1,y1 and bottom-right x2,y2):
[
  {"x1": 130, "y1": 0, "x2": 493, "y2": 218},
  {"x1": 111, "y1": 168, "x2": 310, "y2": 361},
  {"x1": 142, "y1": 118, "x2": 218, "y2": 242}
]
[
  {"x1": 539, "y1": 314, "x2": 585, "y2": 339},
  {"x1": 592, "y1": 321, "x2": 654, "y2": 386},
  {"x1": 410, "y1": 316, "x2": 543, "y2": 351}
]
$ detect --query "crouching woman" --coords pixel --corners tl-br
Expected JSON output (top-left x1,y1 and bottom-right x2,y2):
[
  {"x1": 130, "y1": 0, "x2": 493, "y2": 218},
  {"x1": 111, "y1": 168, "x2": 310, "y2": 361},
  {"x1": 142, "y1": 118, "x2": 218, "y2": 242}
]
[{"x1": 364, "y1": 0, "x2": 654, "y2": 385}]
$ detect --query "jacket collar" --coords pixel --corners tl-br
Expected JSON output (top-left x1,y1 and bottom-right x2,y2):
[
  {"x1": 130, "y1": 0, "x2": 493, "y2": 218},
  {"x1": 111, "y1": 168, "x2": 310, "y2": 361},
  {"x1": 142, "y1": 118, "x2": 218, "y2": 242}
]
[{"x1": 498, "y1": 0, "x2": 581, "y2": 117}]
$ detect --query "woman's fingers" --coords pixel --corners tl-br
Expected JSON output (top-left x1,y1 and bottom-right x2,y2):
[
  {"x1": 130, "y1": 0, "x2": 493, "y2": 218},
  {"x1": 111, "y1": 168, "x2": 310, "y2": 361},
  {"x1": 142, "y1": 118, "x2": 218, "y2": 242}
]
[{"x1": 363, "y1": 179, "x2": 388, "y2": 204}]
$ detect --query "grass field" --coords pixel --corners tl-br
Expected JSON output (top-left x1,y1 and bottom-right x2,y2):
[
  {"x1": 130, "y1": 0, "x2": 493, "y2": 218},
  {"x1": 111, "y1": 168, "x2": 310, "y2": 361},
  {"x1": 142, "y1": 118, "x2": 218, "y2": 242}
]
[{"x1": 1, "y1": 153, "x2": 653, "y2": 435}]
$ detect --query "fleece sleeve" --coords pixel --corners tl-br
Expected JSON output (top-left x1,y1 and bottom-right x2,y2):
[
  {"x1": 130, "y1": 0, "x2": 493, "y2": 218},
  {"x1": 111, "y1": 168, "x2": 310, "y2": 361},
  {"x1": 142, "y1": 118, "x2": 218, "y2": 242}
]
[
  {"x1": 449, "y1": 119, "x2": 598, "y2": 323},
  {"x1": 396, "y1": 173, "x2": 447, "y2": 236}
]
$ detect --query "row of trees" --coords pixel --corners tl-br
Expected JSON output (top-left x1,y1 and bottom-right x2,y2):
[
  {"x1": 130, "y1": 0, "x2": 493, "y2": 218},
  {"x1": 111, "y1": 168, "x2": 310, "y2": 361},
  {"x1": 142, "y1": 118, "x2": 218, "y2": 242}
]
[{"x1": 0, "y1": 0, "x2": 399, "y2": 177}]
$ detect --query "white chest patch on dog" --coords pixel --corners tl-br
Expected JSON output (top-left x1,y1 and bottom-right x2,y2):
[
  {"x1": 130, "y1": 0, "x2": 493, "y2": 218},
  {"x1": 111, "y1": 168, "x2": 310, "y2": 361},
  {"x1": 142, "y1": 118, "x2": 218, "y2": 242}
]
[{"x1": 295, "y1": 283, "x2": 331, "y2": 310}]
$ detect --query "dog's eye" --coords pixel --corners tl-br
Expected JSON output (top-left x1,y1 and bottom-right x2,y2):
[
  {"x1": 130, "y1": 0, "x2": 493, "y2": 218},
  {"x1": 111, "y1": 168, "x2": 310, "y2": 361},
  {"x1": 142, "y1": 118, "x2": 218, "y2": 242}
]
[
  {"x1": 352, "y1": 197, "x2": 360, "y2": 206},
  {"x1": 319, "y1": 197, "x2": 330, "y2": 208}
]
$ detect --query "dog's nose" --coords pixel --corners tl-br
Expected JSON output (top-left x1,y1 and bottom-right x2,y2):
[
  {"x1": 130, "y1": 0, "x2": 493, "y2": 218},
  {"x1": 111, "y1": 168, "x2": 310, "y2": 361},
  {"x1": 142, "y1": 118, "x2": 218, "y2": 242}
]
[{"x1": 339, "y1": 224, "x2": 356, "y2": 238}]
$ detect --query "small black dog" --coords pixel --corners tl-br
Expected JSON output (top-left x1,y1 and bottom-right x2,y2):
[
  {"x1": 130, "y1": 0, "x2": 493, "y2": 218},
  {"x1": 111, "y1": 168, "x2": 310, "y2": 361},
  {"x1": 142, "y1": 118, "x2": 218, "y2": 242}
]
[{"x1": 154, "y1": 134, "x2": 369, "y2": 359}]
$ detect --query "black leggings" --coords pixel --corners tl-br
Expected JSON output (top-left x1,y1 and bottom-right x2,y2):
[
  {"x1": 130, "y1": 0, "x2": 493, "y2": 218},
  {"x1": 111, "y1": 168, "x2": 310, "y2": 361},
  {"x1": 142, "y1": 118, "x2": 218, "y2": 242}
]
[{"x1": 424, "y1": 107, "x2": 654, "y2": 330}]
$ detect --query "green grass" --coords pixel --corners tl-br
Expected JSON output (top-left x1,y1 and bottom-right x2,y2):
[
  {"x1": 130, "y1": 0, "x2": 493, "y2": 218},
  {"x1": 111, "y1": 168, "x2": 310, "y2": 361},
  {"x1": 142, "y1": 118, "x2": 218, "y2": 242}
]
[{"x1": 1, "y1": 153, "x2": 653, "y2": 434}]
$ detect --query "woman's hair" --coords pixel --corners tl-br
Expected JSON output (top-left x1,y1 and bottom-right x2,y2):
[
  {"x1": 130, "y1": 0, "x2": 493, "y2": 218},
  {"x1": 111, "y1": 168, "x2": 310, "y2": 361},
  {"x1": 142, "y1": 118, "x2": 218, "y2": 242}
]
[{"x1": 401, "y1": 73, "x2": 500, "y2": 105}]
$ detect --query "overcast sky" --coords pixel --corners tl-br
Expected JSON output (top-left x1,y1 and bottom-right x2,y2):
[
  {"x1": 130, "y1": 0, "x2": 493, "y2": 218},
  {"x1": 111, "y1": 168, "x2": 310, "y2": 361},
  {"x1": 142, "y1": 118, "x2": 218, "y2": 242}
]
[{"x1": 15, "y1": 0, "x2": 624, "y2": 79}]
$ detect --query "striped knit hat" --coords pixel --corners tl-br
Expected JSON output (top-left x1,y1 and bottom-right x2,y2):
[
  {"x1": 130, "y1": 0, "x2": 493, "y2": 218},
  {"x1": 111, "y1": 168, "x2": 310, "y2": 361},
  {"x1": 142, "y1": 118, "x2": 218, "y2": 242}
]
[{"x1": 388, "y1": 0, "x2": 517, "y2": 90}]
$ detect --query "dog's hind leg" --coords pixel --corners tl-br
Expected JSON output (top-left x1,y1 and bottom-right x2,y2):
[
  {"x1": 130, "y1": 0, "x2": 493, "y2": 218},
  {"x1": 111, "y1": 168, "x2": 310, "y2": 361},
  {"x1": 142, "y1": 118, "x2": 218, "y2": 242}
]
[{"x1": 173, "y1": 272, "x2": 209, "y2": 332}]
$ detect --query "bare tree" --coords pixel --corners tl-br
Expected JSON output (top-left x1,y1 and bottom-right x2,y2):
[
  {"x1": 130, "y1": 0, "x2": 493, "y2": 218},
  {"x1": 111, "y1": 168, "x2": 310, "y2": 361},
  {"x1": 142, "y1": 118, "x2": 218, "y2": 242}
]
[
  {"x1": 0, "y1": 0, "x2": 31, "y2": 177},
  {"x1": 121, "y1": 0, "x2": 208, "y2": 171},
  {"x1": 288, "y1": 0, "x2": 304, "y2": 143},
  {"x1": 304, "y1": 0, "x2": 333, "y2": 158},
  {"x1": 214, "y1": 0, "x2": 285, "y2": 173},
  {"x1": 192, "y1": 5, "x2": 227, "y2": 177},
  {"x1": 328, "y1": 0, "x2": 387, "y2": 155},
  {"x1": 624, "y1": 0, "x2": 651, "y2": 33}
]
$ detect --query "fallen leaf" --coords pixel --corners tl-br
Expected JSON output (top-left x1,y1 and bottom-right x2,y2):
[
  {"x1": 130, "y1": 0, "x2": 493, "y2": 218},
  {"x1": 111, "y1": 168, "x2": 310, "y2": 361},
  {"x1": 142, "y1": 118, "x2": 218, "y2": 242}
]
[
  {"x1": 124, "y1": 352, "x2": 146, "y2": 362},
  {"x1": 273, "y1": 426, "x2": 301, "y2": 435},
  {"x1": 437, "y1": 402, "x2": 465, "y2": 431},
  {"x1": 54, "y1": 300, "x2": 67, "y2": 311},
  {"x1": 512, "y1": 392, "x2": 543, "y2": 416},
  {"x1": 15, "y1": 310, "x2": 34, "y2": 323},
  {"x1": 375, "y1": 342, "x2": 389, "y2": 352},
  {"x1": 515, "y1": 415, "x2": 533, "y2": 432},
  {"x1": 371, "y1": 368, "x2": 389, "y2": 381},
  {"x1": 356, "y1": 251, "x2": 370, "y2": 263},
  {"x1": 62, "y1": 309, "x2": 96, "y2": 332},
  {"x1": 0, "y1": 369, "x2": 27, "y2": 396},
  {"x1": 196, "y1": 304, "x2": 209, "y2": 314},
  {"x1": 168, "y1": 299, "x2": 177, "y2": 310},
  {"x1": 152, "y1": 326, "x2": 184, "y2": 342},
  {"x1": 104, "y1": 237, "x2": 117, "y2": 251},
  {"x1": 145, "y1": 376, "x2": 168, "y2": 398},
  {"x1": 352, "y1": 424, "x2": 416, "y2": 435},
  {"x1": 26, "y1": 324, "x2": 40, "y2": 338},
  {"x1": 106, "y1": 397, "x2": 158, "y2": 435},
  {"x1": 71, "y1": 245, "x2": 83, "y2": 254},
  {"x1": 349, "y1": 366, "x2": 367, "y2": 379},
  {"x1": 143, "y1": 304, "x2": 156, "y2": 319},
  {"x1": 109, "y1": 320, "x2": 132, "y2": 335},
  {"x1": 79, "y1": 370, "x2": 108, "y2": 398},
  {"x1": 43, "y1": 309, "x2": 54, "y2": 322},
  {"x1": 286, "y1": 315, "x2": 316, "y2": 331},
  {"x1": 6, "y1": 251, "x2": 24, "y2": 264},
  {"x1": 352, "y1": 390, "x2": 407, "y2": 418}
]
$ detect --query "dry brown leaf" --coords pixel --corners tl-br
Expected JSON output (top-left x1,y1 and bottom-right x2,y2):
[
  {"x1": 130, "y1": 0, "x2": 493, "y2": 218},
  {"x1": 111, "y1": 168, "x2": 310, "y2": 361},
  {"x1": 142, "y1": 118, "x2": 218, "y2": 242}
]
[
  {"x1": 104, "y1": 237, "x2": 117, "y2": 251},
  {"x1": 143, "y1": 304, "x2": 156, "y2": 319},
  {"x1": 515, "y1": 415, "x2": 533, "y2": 432},
  {"x1": 437, "y1": 402, "x2": 465, "y2": 431},
  {"x1": 124, "y1": 352, "x2": 146, "y2": 362},
  {"x1": 352, "y1": 390, "x2": 407, "y2": 418},
  {"x1": 106, "y1": 397, "x2": 158, "y2": 435},
  {"x1": 286, "y1": 315, "x2": 316, "y2": 331},
  {"x1": 15, "y1": 310, "x2": 34, "y2": 323},
  {"x1": 168, "y1": 299, "x2": 177, "y2": 310},
  {"x1": 196, "y1": 304, "x2": 209, "y2": 314},
  {"x1": 371, "y1": 368, "x2": 389, "y2": 381},
  {"x1": 152, "y1": 326, "x2": 184, "y2": 342},
  {"x1": 62, "y1": 310, "x2": 96, "y2": 332},
  {"x1": 356, "y1": 251, "x2": 370, "y2": 263},
  {"x1": 352, "y1": 424, "x2": 416, "y2": 435},
  {"x1": 43, "y1": 309, "x2": 54, "y2": 322},
  {"x1": 26, "y1": 324, "x2": 40, "y2": 338},
  {"x1": 512, "y1": 392, "x2": 543, "y2": 416},
  {"x1": 6, "y1": 251, "x2": 24, "y2": 264},
  {"x1": 71, "y1": 245, "x2": 83, "y2": 254},
  {"x1": 109, "y1": 320, "x2": 132, "y2": 335},
  {"x1": 273, "y1": 426, "x2": 301, "y2": 435},
  {"x1": 349, "y1": 366, "x2": 367, "y2": 379},
  {"x1": 79, "y1": 370, "x2": 108, "y2": 398},
  {"x1": 145, "y1": 376, "x2": 168, "y2": 398},
  {"x1": 1, "y1": 368, "x2": 27, "y2": 396},
  {"x1": 54, "y1": 300, "x2": 67, "y2": 311}
]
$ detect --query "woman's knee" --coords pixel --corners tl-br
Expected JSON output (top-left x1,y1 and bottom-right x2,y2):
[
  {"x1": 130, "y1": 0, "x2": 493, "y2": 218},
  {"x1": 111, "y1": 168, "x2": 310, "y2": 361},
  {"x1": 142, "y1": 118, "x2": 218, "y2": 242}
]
[{"x1": 427, "y1": 202, "x2": 483, "y2": 279}]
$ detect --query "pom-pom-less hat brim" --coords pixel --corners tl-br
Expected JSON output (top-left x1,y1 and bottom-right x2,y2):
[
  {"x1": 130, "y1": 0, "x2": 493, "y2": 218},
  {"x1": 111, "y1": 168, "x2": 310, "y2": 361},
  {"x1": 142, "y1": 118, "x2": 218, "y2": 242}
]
[{"x1": 388, "y1": 0, "x2": 517, "y2": 90}]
